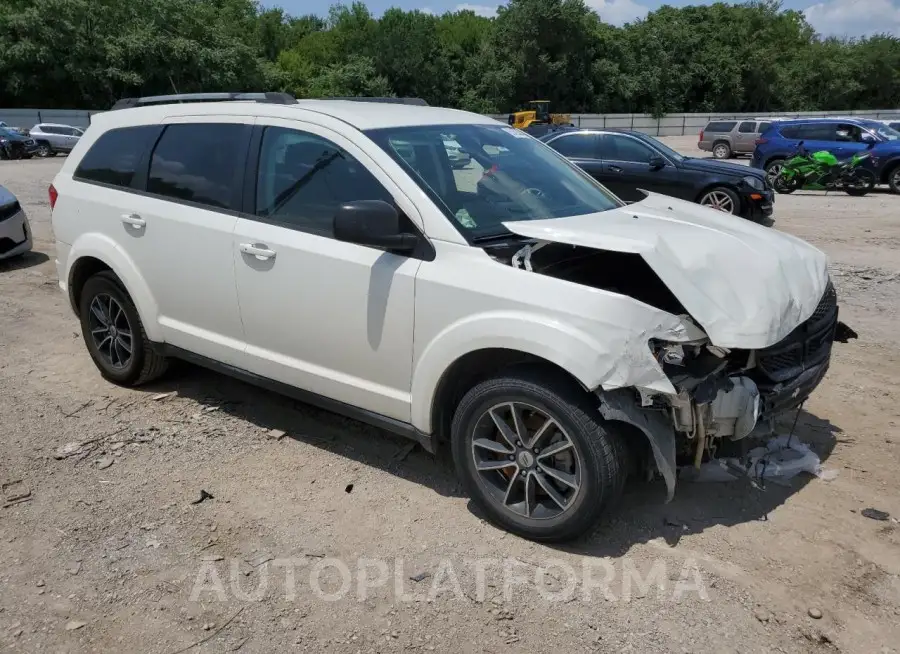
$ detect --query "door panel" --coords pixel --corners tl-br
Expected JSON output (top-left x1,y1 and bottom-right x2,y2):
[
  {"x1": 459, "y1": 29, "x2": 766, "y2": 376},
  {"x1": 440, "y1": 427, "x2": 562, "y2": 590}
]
[
  {"x1": 233, "y1": 119, "x2": 420, "y2": 421},
  {"x1": 130, "y1": 117, "x2": 250, "y2": 366},
  {"x1": 596, "y1": 134, "x2": 684, "y2": 202},
  {"x1": 734, "y1": 121, "x2": 758, "y2": 153}
]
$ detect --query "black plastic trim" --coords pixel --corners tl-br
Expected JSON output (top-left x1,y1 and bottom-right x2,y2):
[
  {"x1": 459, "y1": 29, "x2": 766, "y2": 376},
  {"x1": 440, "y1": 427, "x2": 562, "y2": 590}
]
[{"x1": 154, "y1": 344, "x2": 436, "y2": 453}]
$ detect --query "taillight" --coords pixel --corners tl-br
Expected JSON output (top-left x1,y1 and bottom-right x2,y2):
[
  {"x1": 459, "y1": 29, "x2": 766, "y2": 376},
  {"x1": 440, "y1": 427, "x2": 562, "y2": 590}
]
[
  {"x1": 699, "y1": 129, "x2": 704, "y2": 141},
  {"x1": 48, "y1": 183, "x2": 58, "y2": 210},
  {"x1": 755, "y1": 138, "x2": 768, "y2": 145}
]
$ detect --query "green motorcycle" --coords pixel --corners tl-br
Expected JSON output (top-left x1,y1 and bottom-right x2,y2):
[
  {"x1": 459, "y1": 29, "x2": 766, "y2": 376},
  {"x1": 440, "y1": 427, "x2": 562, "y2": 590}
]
[{"x1": 769, "y1": 141, "x2": 876, "y2": 196}]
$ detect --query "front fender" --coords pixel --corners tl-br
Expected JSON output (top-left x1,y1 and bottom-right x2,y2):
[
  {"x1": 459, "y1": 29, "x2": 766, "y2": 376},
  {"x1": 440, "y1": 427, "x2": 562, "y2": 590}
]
[
  {"x1": 410, "y1": 310, "x2": 679, "y2": 433},
  {"x1": 66, "y1": 232, "x2": 162, "y2": 341}
]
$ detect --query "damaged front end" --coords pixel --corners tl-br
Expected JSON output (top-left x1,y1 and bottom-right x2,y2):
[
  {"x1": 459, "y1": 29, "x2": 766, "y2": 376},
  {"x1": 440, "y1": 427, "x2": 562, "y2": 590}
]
[{"x1": 489, "y1": 234, "x2": 856, "y2": 501}]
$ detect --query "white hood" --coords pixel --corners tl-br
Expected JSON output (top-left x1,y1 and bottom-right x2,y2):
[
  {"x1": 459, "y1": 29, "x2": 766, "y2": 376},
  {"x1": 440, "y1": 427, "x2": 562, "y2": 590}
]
[{"x1": 503, "y1": 192, "x2": 829, "y2": 349}]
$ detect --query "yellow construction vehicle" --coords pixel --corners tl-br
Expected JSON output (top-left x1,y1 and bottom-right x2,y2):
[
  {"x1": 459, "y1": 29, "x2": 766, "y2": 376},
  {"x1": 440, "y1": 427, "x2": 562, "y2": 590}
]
[{"x1": 507, "y1": 100, "x2": 573, "y2": 130}]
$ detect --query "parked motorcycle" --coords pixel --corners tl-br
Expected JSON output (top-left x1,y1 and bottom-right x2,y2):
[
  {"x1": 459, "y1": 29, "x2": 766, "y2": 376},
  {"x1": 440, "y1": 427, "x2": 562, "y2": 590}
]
[{"x1": 771, "y1": 141, "x2": 876, "y2": 196}]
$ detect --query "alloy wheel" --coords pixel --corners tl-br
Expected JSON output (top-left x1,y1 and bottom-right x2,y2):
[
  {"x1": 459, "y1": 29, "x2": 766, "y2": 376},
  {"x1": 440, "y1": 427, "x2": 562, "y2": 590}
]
[
  {"x1": 892, "y1": 168, "x2": 900, "y2": 191},
  {"x1": 766, "y1": 163, "x2": 783, "y2": 184},
  {"x1": 36, "y1": 144, "x2": 51, "y2": 157},
  {"x1": 470, "y1": 402, "x2": 582, "y2": 520},
  {"x1": 88, "y1": 293, "x2": 134, "y2": 370},
  {"x1": 700, "y1": 190, "x2": 735, "y2": 213}
]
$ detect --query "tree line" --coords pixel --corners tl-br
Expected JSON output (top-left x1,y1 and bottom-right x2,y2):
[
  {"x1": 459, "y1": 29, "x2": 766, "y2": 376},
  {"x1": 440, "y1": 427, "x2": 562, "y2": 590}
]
[{"x1": 1, "y1": 0, "x2": 899, "y2": 115}]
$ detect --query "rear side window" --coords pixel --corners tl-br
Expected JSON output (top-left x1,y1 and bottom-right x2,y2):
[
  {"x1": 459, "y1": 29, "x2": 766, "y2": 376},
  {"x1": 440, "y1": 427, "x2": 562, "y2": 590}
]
[
  {"x1": 758, "y1": 121, "x2": 772, "y2": 134},
  {"x1": 705, "y1": 121, "x2": 737, "y2": 133},
  {"x1": 738, "y1": 121, "x2": 757, "y2": 133},
  {"x1": 147, "y1": 123, "x2": 246, "y2": 210},
  {"x1": 74, "y1": 125, "x2": 160, "y2": 188},
  {"x1": 549, "y1": 133, "x2": 598, "y2": 159}
]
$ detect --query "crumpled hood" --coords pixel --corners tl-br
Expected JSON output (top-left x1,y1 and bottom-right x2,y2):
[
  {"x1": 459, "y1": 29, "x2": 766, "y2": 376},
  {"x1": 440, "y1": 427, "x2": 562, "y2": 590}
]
[{"x1": 503, "y1": 192, "x2": 829, "y2": 349}]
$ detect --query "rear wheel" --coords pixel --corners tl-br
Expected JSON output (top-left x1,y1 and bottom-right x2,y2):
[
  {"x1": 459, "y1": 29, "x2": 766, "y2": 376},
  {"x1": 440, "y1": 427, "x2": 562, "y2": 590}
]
[
  {"x1": 699, "y1": 187, "x2": 740, "y2": 214},
  {"x1": 764, "y1": 159, "x2": 784, "y2": 184},
  {"x1": 451, "y1": 367, "x2": 627, "y2": 542},
  {"x1": 712, "y1": 142, "x2": 731, "y2": 159},
  {"x1": 844, "y1": 168, "x2": 875, "y2": 197},
  {"x1": 79, "y1": 271, "x2": 168, "y2": 386}
]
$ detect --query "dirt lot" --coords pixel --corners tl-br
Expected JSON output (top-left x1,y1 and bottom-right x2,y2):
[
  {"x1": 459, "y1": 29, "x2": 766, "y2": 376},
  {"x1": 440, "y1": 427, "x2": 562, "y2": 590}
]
[{"x1": 1, "y1": 138, "x2": 899, "y2": 654}]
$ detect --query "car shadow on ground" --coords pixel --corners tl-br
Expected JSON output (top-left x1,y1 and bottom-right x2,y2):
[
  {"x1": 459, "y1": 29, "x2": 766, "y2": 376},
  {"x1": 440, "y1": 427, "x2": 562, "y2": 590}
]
[
  {"x1": 139, "y1": 363, "x2": 466, "y2": 499},
  {"x1": 0, "y1": 250, "x2": 49, "y2": 272},
  {"x1": 138, "y1": 366, "x2": 839, "y2": 548}
]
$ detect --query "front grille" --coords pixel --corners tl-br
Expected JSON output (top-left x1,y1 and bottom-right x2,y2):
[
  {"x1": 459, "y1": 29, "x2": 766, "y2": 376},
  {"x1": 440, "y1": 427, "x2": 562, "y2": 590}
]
[
  {"x1": 0, "y1": 201, "x2": 21, "y2": 222},
  {"x1": 755, "y1": 281, "x2": 837, "y2": 383}
]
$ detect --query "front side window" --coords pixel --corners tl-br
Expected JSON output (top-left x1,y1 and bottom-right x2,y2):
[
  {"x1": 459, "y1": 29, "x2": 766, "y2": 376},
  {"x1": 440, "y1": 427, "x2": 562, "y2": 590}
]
[
  {"x1": 147, "y1": 123, "x2": 245, "y2": 210},
  {"x1": 74, "y1": 125, "x2": 160, "y2": 188},
  {"x1": 365, "y1": 124, "x2": 621, "y2": 239},
  {"x1": 601, "y1": 134, "x2": 654, "y2": 163},
  {"x1": 549, "y1": 133, "x2": 598, "y2": 159},
  {"x1": 255, "y1": 126, "x2": 392, "y2": 236}
]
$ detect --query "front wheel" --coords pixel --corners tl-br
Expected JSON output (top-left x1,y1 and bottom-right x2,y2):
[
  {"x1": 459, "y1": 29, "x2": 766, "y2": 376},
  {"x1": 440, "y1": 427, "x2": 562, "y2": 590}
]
[
  {"x1": 844, "y1": 168, "x2": 875, "y2": 196},
  {"x1": 699, "y1": 187, "x2": 741, "y2": 214},
  {"x1": 887, "y1": 165, "x2": 900, "y2": 194},
  {"x1": 451, "y1": 368, "x2": 627, "y2": 543},
  {"x1": 773, "y1": 175, "x2": 798, "y2": 194},
  {"x1": 35, "y1": 143, "x2": 52, "y2": 158}
]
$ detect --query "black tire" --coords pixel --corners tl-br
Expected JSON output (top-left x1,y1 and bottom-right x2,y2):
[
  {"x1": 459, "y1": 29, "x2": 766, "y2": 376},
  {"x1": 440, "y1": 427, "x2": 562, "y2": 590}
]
[
  {"x1": 712, "y1": 141, "x2": 731, "y2": 159},
  {"x1": 451, "y1": 366, "x2": 627, "y2": 543},
  {"x1": 844, "y1": 168, "x2": 875, "y2": 197},
  {"x1": 887, "y1": 164, "x2": 900, "y2": 195},
  {"x1": 35, "y1": 142, "x2": 52, "y2": 158},
  {"x1": 79, "y1": 271, "x2": 168, "y2": 386}
]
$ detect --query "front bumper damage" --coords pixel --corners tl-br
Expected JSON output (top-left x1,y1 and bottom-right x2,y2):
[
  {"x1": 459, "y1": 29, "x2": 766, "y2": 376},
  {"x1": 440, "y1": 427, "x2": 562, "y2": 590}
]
[{"x1": 599, "y1": 281, "x2": 856, "y2": 501}]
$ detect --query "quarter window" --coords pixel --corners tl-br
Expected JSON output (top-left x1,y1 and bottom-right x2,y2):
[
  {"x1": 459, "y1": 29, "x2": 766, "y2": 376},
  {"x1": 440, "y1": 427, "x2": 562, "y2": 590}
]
[
  {"x1": 147, "y1": 123, "x2": 245, "y2": 210},
  {"x1": 254, "y1": 126, "x2": 392, "y2": 236},
  {"x1": 74, "y1": 125, "x2": 160, "y2": 188}
]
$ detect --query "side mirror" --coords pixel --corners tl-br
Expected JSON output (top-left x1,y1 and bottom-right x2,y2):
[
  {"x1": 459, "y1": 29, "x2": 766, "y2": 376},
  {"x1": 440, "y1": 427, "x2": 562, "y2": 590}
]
[
  {"x1": 333, "y1": 200, "x2": 418, "y2": 252},
  {"x1": 648, "y1": 155, "x2": 665, "y2": 170}
]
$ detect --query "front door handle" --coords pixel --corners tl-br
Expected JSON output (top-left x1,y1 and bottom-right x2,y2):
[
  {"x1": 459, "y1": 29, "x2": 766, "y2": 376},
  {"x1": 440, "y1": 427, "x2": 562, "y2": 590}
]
[
  {"x1": 607, "y1": 165, "x2": 622, "y2": 173},
  {"x1": 121, "y1": 213, "x2": 145, "y2": 228},
  {"x1": 239, "y1": 243, "x2": 277, "y2": 261}
]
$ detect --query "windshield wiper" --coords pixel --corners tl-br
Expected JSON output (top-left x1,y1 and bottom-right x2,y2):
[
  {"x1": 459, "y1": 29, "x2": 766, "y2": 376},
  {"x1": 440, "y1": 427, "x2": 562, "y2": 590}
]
[{"x1": 471, "y1": 231, "x2": 532, "y2": 244}]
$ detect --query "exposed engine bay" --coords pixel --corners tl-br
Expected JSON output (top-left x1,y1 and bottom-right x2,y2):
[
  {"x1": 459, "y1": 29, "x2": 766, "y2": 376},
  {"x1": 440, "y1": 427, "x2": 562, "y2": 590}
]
[{"x1": 485, "y1": 238, "x2": 858, "y2": 499}]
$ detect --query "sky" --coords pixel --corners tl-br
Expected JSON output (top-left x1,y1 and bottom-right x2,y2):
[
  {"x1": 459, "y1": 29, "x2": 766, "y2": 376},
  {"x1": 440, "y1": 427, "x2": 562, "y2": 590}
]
[{"x1": 266, "y1": 0, "x2": 900, "y2": 38}]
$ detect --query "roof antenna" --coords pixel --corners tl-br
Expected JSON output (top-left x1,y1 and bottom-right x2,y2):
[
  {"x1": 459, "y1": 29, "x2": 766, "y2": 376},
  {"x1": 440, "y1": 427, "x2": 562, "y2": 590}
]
[{"x1": 168, "y1": 75, "x2": 181, "y2": 101}]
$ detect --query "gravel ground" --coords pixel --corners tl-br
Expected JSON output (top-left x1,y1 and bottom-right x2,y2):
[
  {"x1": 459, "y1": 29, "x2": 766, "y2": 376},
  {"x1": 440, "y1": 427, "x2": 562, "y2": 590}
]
[{"x1": 1, "y1": 138, "x2": 899, "y2": 654}]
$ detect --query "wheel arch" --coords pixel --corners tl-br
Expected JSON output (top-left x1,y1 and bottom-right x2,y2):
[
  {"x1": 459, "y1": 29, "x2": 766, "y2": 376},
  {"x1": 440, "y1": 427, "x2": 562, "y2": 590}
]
[
  {"x1": 879, "y1": 156, "x2": 900, "y2": 184},
  {"x1": 65, "y1": 234, "x2": 162, "y2": 341}
]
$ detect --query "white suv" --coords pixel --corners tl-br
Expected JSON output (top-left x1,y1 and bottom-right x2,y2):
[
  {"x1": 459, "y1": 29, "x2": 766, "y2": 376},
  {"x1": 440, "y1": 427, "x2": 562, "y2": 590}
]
[{"x1": 50, "y1": 94, "x2": 855, "y2": 542}]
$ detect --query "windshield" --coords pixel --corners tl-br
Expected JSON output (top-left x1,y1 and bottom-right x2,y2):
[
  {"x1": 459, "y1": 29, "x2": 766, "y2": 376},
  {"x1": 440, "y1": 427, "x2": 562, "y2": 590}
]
[
  {"x1": 0, "y1": 127, "x2": 16, "y2": 138},
  {"x1": 365, "y1": 124, "x2": 622, "y2": 239},
  {"x1": 870, "y1": 122, "x2": 900, "y2": 141}
]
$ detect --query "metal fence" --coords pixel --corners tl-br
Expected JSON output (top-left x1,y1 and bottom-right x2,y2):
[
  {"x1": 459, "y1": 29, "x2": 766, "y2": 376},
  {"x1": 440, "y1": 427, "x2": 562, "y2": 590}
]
[
  {"x1": 0, "y1": 108, "x2": 97, "y2": 129},
  {"x1": 489, "y1": 109, "x2": 900, "y2": 136},
  {"x1": 3, "y1": 107, "x2": 900, "y2": 136}
]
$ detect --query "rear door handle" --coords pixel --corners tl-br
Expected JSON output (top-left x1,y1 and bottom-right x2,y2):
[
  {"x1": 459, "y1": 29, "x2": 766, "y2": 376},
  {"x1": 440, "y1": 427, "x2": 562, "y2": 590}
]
[
  {"x1": 121, "y1": 213, "x2": 145, "y2": 228},
  {"x1": 607, "y1": 165, "x2": 622, "y2": 173},
  {"x1": 239, "y1": 243, "x2": 277, "y2": 261}
]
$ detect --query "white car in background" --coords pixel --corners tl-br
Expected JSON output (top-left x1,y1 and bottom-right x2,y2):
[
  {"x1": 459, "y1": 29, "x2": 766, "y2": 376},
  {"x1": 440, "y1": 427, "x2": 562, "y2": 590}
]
[
  {"x1": 0, "y1": 183, "x2": 33, "y2": 261},
  {"x1": 29, "y1": 123, "x2": 85, "y2": 157},
  {"x1": 50, "y1": 93, "x2": 856, "y2": 542}
]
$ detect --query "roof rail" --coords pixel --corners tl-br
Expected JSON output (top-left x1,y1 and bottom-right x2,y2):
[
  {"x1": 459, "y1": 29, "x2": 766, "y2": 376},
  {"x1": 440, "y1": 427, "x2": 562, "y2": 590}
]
[
  {"x1": 324, "y1": 97, "x2": 429, "y2": 106},
  {"x1": 110, "y1": 92, "x2": 297, "y2": 110}
]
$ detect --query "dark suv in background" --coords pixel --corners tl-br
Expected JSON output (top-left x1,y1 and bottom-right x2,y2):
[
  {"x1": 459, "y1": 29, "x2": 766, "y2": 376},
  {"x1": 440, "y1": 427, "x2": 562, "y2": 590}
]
[
  {"x1": 751, "y1": 118, "x2": 900, "y2": 193},
  {"x1": 0, "y1": 126, "x2": 39, "y2": 159},
  {"x1": 542, "y1": 128, "x2": 774, "y2": 222}
]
